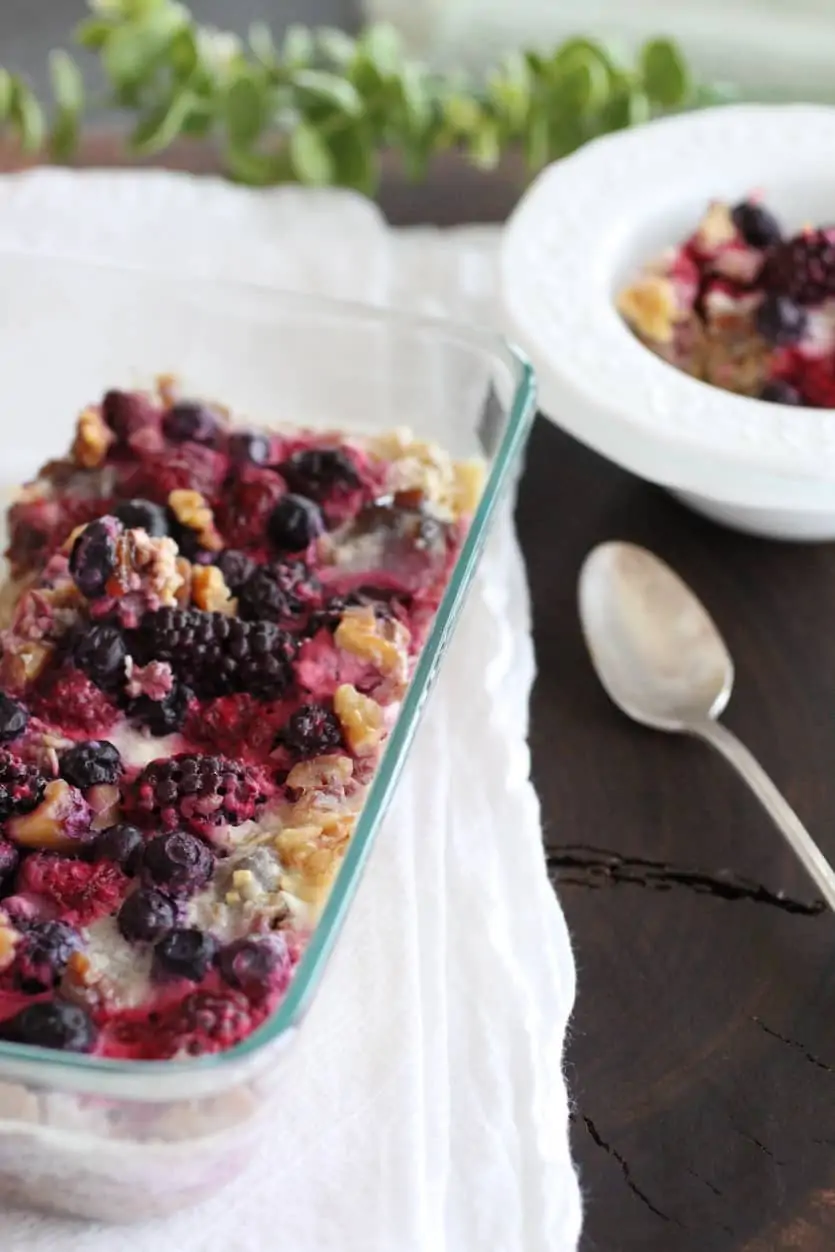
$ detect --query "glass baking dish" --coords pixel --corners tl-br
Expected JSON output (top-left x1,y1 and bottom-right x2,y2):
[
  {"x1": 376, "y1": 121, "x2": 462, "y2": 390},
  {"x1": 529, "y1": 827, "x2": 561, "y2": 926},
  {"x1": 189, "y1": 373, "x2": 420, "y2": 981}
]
[{"x1": 0, "y1": 253, "x2": 535, "y2": 1221}]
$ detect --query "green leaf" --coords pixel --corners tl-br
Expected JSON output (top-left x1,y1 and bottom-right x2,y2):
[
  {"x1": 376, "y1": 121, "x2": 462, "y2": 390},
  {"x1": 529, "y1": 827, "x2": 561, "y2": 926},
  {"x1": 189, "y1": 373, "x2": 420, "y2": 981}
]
[
  {"x1": 49, "y1": 50, "x2": 84, "y2": 113},
  {"x1": 442, "y1": 92, "x2": 483, "y2": 136},
  {"x1": 225, "y1": 145, "x2": 292, "y2": 187},
  {"x1": 487, "y1": 53, "x2": 531, "y2": 132},
  {"x1": 289, "y1": 120, "x2": 334, "y2": 185},
  {"x1": 10, "y1": 80, "x2": 46, "y2": 152},
  {"x1": 640, "y1": 38, "x2": 690, "y2": 107},
  {"x1": 396, "y1": 63, "x2": 432, "y2": 133},
  {"x1": 317, "y1": 27, "x2": 356, "y2": 68},
  {"x1": 282, "y1": 24, "x2": 314, "y2": 67},
  {"x1": 0, "y1": 69, "x2": 13, "y2": 122},
  {"x1": 224, "y1": 71, "x2": 267, "y2": 146},
  {"x1": 329, "y1": 125, "x2": 377, "y2": 195},
  {"x1": 550, "y1": 45, "x2": 609, "y2": 113},
  {"x1": 524, "y1": 109, "x2": 551, "y2": 171},
  {"x1": 102, "y1": 10, "x2": 186, "y2": 88},
  {"x1": 291, "y1": 69, "x2": 362, "y2": 116},
  {"x1": 130, "y1": 88, "x2": 195, "y2": 154},
  {"x1": 358, "y1": 23, "x2": 403, "y2": 79},
  {"x1": 169, "y1": 27, "x2": 199, "y2": 81},
  {"x1": 468, "y1": 118, "x2": 501, "y2": 171},
  {"x1": 74, "y1": 16, "x2": 114, "y2": 50},
  {"x1": 249, "y1": 21, "x2": 277, "y2": 68}
]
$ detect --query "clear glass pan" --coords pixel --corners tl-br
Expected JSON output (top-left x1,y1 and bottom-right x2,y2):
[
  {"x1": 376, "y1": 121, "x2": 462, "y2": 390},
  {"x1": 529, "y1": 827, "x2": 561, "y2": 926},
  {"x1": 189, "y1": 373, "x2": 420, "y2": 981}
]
[{"x1": 0, "y1": 254, "x2": 536, "y2": 1219}]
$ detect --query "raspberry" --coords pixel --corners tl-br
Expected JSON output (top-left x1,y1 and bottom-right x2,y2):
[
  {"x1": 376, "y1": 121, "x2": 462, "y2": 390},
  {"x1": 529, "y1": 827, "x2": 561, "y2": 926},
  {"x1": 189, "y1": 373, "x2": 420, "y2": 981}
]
[
  {"x1": 282, "y1": 702, "x2": 343, "y2": 758},
  {"x1": 280, "y1": 447, "x2": 361, "y2": 500},
  {"x1": 237, "y1": 560, "x2": 320, "y2": 625},
  {"x1": 68, "y1": 517, "x2": 120, "y2": 600},
  {"x1": 70, "y1": 623, "x2": 128, "y2": 691},
  {"x1": 0, "y1": 751, "x2": 46, "y2": 818},
  {"x1": 0, "y1": 695, "x2": 29, "y2": 743},
  {"x1": 215, "y1": 467, "x2": 285, "y2": 549},
  {"x1": 102, "y1": 390, "x2": 158, "y2": 442},
  {"x1": 133, "y1": 608, "x2": 296, "y2": 699},
  {"x1": 59, "y1": 740, "x2": 122, "y2": 790},
  {"x1": 184, "y1": 694, "x2": 286, "y2": 762},
  {"x1": 18, "y1": 853, "x2": 129, "y2": 927},
  {"x1": 794, "y1": 357, "x2": 835, "y2": 408},
  {"x1": 0, "y1": 999, "x2": 97, "y2": 1053},
  {"x1": 157, "y1": 989, "x2": 259, "y2": 1057},
  {"x1": 7, "y1": 495, "x2": 107, "y2": 578},
  {"x1": 130, "y1": 753, "x2": 270, "y2": 834},
  {"x1": 31, "y1": 667, "x2": 119, "y2": 735},
  {"x1": 121, "y1": 444, "x2": 227, "y2": 506},
  {"x1": 762, "y1": 229, "x2": 835, "y2": 305},
  {"x1": 11, "y1": 920, "x2": 82, "y2": 992}
]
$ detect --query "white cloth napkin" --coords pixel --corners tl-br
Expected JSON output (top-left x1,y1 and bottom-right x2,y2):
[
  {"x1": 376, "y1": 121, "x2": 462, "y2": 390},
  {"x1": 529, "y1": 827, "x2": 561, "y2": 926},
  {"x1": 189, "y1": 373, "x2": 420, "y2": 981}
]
[{"x1": 0, "y1": 171, "x2": 581, "y2": 1252}]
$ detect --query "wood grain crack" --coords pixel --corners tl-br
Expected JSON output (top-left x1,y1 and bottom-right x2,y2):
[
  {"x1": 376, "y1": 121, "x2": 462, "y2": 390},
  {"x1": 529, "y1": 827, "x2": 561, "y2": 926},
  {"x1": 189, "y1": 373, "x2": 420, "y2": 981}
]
[
  {"x1": 547, "y1": 845, "x2": 824, "y2": 915},
  {"x1": 733, "y1": 1125, "x2": 785, "y2": 1166},
  {"x1": 751, "y1": 1015, "x2": 835, "y2": 1072},
  {"x1": 579, "y1": 1114, "x2": 682, "y2": 1226}
]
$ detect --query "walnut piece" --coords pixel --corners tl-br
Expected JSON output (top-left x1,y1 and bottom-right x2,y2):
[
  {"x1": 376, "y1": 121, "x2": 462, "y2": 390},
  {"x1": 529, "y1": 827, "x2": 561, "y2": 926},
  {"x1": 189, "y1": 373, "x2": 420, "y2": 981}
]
[
  {"x1": 71, "y1": 406, "x2": 114, "y2": 469},
  {"x1": 275, "y1": 814, "x2": 354, "y2": 905},
  {"x1": 168, "y1": 489, "x2": 223, "y2": 552},
  {"x1": 286, "y1": 754, "x2": 353, "y2": 793},
  {"x1": 333, "y1": 683, "x2": 385, "y2": 755},
  {"x1": 0, "y1": 915, "x2": 19, "y2": 973},
  {"x1": 335, "y1": 606, "x2": 408, "y2": 680},
  {"x1": 0, "y1": 640, "x2": 55, "y2": 693},
  {"x1": 192, "y1": 565, "x2": 236, "y2": 614},
  {"x1": 366, "y1": 428, "x2": 484, "y2": 520},
  {"x1": 696, "y1": 200, "x2": 736, "y2": 251},
  {"x1": 617, "y1": 275, "x2": 679, "y2": 344},
  {"x1": 107, "y1": 530, "x2": 183, "y2": 607}
]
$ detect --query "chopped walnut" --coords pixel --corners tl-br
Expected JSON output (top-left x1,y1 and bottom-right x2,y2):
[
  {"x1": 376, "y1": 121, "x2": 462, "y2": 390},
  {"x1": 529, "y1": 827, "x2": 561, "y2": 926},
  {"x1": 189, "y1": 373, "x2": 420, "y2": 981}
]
[
  {"x1": 192, "y1": 565, "x2": 236, "y2": 614},
  {"x1": 367, "y1": 428, "x2": 483, "y2": 520},
  {"x1": 275, "y1": 814, "x2": 354, "y2": 905},
  {"x1": 6, "y1": 779, "x2": 91, "y2": 852},
  {"x1": 71, "y1": 406, "x2": 115, "y2": 469},
  {"x1": 107, "y1": 530, "x2": 183, "y2": 608},
  {"x1": 333, "y1": 683, "x2": 385, "y2": 755},
  {"x1": 451, "y1": 459, "x2": 485, "y2": 517},
  {"x1": 0, "y1": 914, "x2": 19, "y2": 973},
  {"x1": 616, "y1": 276, "x2": 679, "y2": 344},
  {"x1": 168, "y1": 489, "x2": 223, "y2": 552},
  {"x1": 696, "y1": 200, "x2": 736, "y2": 252},
  {"x1": 175, "y1": 556, "x2": 193, "y2": 607},
  {"x1": 335, "y1": 606, "x2": 409, "y2": 682},
  {"x1": 0, "y1": 640, "x2": 55, "y2": 693},
  {"x1": 286, "y1": 754, "x2": 354, "y2": 793}
]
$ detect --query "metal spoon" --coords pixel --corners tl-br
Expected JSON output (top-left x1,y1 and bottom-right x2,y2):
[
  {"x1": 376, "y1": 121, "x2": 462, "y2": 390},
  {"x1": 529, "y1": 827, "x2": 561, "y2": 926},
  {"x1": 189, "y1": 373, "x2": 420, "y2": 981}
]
[{"x1": 578, "y1": 540, "x2": 835, "y2": 911}]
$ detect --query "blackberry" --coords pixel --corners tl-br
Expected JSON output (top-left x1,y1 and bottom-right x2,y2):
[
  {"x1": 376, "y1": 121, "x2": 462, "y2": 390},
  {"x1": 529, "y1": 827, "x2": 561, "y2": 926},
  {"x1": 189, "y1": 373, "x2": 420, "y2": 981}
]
[
  {"x1": 267, "y1": 494, "x2": 324, "y2": 552},
  {"x1": 237, "y1": 560, "x2": 319, "y2": 624},
  {"x1": 117, "y1": 888, "x2": 176, "y2": 944},
  {"x1": 731, "y1": 200, "x2": 782, "y2": 249},
  {"x1": 0, "y1": 999, "x2": 97, "y2": 1053},
  {"x1": 755, "y1": 294, "x2": 808, "y2": 346},
  {"x1": 281, "y1": 447, "x2": 360, "y2": 499},
  {"x1": 142, "y1": 831, "x2": 214, "y2": 896},
  {"x1": 70, "y1": 623, "x2": 127, "y2": 691},
  {"x1": 218, "y1": 936, "x2": 287, "y2": 998},
  {"x1": 0, "y1": 751, "x2": 46, "y2": 819},
  {"x1": 282, "y1": 702, "x2": 343, "y2": 758},
  {"x1": 92, "y1": 823, "x2": 144, "y2": 874},
  {"x1": 12, "y1": 920, "x2": 81, "y2": 992},
  {"x1": 113, "y1": 498, "x2": 168, "y2": 537},
  {"x1": 0, "y1": 694, "x2": 29, "y2": 742},
  {"x1": 760, "y1": 379, "x2": 804, "y2": 406},
  {"x1": 60, "y1": 740, "x2": 122, "y2": 790},
  {"x1": 162, "y1": 401, "x2": 220, "y2": 446},
  {"x1": 133, "y1": 753, "x2": 268, "y2": 832},
  {"x1": 153, "y1": 927, "x2": 217, "y2": 982},
  {"x1": 69, "y1": 518, "x2": 119, "y2": 600},
  {"x1": 126, "y1": 680, "x2": 193, "y2": 735},
  {"x1": 133, "y1": 608, "x2": 296, "y2": 699},
  {"x1": 762, "y1": 230, "x2": 835, "y2": 305},
  {"x1": 215, "y1": 549, "x2": 256, "y2": 593},
  {"x1": 228, "y1": 431, "x2": 271, "y2": 466}
]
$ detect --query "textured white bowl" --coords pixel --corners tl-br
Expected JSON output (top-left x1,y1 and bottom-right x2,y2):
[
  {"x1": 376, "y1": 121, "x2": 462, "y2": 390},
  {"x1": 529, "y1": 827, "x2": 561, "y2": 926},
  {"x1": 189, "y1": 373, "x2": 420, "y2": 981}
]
[{"x1": 501, "y1": 104, "x2": 835, "y2": 541}]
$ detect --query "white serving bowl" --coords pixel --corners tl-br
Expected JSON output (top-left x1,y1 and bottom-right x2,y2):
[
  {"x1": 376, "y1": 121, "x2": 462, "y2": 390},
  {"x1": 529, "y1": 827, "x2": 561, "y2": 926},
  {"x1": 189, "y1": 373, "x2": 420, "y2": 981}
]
[{"x1": 501, "y1": 103, "x2": 835, "y2": 541}]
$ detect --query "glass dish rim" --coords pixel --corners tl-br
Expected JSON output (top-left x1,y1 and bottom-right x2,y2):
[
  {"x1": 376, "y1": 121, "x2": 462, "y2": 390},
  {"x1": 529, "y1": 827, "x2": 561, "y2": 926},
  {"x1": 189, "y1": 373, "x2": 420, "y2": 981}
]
[{"x1": 0, "y1": 260, "x2": 537, "y2": 1078}]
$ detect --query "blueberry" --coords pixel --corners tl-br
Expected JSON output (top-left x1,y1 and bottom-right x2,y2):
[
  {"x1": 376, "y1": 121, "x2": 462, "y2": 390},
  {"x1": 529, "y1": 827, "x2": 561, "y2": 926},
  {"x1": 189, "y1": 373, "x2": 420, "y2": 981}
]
[
  {"x1": 756, "y1": 294, "x2": 808, "y2": 346},
  {"x1": 0, "y1": 999, "x2": 97, "y2": 1052},
  {"x1": 0, "y1": 837, "x2": 18, "y2": 886},
  {"x1": 60, "y1": 740, "x2": 122, "y2": 790},
  {"x1": 117, "y1": 888, "x2": 176, "y2": 943},
  {"x1": 281, "y1": 448, "x2": 360, "y2": 499},
  {"x1": 113, "y1": 498, "x2": 169, "y2": 537},
  {"x1": 731, "y1": 201, "x2": 783, "y2": 249},
  {"x1": 267, "y1": 494, "x2": 324, "y2": 552},
  {"x1": 153, "y1": 927, "x2": 217, "y2": 982},
  {"x1": 0, "y1": 694, "x2": 29, "y2": 743},
  {"x1": 759, "y1": 379, "x2": 804, "y2": 406},
  {"x1": 69, "y1": 518, "x2": 119, "y2": 600},
  {"x1": 218, "y1": 936, "x2": 285, "y2": 997},
  {"x1": 229, "y1": 431, "x2": 271, "y2": 466},
  {"x1": 216, "y1": 549, "x2": 256, "y2": 592},
  {"x1": 71, "y1": 623, "x2": 127, "y2": 691},
  {"x1": 127, "y1": 681, "x2": 193, "y2": 736},
  {"x1": 13, "y1": 921, "x2": 81, "y2": 992},
  {"x1": 93, "y1": 823, "x2": 144, "y2": 875},
  {"x1": 142, "y1": 831, "x2": 214, "y2": 896},
  {"x1": 163, "y1": 401, "x2": 219, "y2": 446}
]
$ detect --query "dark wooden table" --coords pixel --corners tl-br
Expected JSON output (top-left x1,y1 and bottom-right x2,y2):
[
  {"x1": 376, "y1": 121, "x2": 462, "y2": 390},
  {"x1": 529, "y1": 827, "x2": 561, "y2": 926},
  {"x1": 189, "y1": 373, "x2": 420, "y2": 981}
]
[{"x1": 6, "y1": 137, "x2": 835, "y2": 1251}]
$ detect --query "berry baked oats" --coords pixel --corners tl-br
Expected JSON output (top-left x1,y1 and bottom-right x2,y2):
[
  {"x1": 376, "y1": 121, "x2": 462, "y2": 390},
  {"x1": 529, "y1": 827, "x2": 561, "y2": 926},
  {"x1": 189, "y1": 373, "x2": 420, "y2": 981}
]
[
  {"x1": 0, "y1": 383, "x2": 482, "y2": 1060},
  {"x1": 618, "y1": 197, "x2": 835, "y2": 407}
]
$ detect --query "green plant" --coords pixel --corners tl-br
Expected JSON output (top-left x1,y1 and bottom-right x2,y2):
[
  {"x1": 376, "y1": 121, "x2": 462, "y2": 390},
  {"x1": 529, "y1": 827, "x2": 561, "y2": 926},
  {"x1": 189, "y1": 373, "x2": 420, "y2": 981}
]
[{"x1": 0, "y1": 0, "x2": 722, "y2": 192}]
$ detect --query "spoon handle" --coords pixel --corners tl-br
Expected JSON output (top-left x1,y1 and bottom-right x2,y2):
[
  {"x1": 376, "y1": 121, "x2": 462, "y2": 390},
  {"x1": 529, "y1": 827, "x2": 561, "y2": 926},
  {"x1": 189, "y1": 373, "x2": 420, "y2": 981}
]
[{"x1": 692, "y1": 719, "x2": 835, "y2": 912}]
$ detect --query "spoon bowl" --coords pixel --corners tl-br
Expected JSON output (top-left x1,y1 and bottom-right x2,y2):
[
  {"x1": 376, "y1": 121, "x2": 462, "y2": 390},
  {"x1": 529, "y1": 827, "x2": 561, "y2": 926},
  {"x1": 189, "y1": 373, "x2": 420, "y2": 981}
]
[{"x1": 578, "y1": 542, "x2": 733, "y2": 731}]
